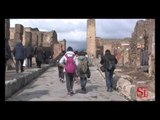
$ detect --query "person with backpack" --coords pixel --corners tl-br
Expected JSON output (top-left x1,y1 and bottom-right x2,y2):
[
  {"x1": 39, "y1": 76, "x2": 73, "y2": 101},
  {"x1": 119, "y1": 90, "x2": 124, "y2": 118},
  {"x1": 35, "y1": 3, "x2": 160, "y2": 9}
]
[
  {"x1": 59, "y1": 46, "x2": 78, "y2": 96},
  {"x1": 100, "y1": 49, "x2": 118, "y2": 92},
  {"x1": 77, "y1": 52, "x2": 90, "y2": 93}
]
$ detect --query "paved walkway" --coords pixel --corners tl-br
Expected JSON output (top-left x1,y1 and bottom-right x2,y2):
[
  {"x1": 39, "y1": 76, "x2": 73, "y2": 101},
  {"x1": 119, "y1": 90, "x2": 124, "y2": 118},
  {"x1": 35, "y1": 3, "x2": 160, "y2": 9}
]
[
  {"x1": 6, "y1": 66, "x2": 127, "y2": 101},
  {"x1": 5, "y1": 64, "x2": 52, "y2": 81}
]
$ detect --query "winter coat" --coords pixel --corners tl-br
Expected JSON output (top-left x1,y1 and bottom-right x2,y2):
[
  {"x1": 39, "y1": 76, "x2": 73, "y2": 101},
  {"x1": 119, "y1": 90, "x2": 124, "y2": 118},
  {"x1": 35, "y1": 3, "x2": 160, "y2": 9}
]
[
  {"x1": 35, "y1": 46, "x2": 44, "y2": 62},
  {"x1": 59, "y1": 51, "x2": 78, "y2": 72},
  {"x1": 13, "y1": 42, "x2": 26, "y2": 60},
  {"x1": 77, "y1": 55, "x2": 89, "y2": 77},
  {"x1": 26, "y1": 45, "x2": 34, "y2": 58},
  {"x1": 100, "y1": 53, "x2": 118, "y2": 71}
]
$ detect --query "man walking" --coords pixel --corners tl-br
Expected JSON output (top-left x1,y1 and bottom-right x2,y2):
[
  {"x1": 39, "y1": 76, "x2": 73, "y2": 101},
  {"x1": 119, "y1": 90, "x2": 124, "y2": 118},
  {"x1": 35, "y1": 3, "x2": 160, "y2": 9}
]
[
  {"x1": 100, "y1": 49, "x2": 117, "y2": 92},
  {"x1": 13, "y1": 39, "x2": 26, "y2": 73}
]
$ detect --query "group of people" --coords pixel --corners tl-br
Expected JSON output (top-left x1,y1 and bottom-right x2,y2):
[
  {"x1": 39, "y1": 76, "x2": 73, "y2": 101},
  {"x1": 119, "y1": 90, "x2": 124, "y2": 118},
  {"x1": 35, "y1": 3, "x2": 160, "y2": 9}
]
[
  {"x1": 5, "y1": 40, "x2": 118, "y2": 95},
  {"x1": 57, "y1": 46, "x2": 90, "y2": 95},
  {"x1": 5, "y1": 39, "x2": 52, "y2": 73},
  {"x1": 57, "y1": 46, "x2": 118, "y2": 95}
]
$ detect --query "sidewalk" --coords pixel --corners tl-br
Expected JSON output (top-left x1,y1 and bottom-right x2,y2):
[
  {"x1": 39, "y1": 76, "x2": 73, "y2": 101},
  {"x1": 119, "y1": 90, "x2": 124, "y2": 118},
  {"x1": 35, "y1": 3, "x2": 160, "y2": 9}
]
[
  {"x1": 5, "y1": 65, "x2": 40, "y2": 81},
  {"x1": 5, "y1": 64, "x2": 54, "y2": 99}
]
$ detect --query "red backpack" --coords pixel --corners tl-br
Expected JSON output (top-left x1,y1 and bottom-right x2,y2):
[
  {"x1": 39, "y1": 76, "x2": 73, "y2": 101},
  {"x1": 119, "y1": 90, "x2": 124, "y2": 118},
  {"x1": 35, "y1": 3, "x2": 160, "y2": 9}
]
[{"x1": 65, "y1": 55, "x2": 76, "y2": 74}]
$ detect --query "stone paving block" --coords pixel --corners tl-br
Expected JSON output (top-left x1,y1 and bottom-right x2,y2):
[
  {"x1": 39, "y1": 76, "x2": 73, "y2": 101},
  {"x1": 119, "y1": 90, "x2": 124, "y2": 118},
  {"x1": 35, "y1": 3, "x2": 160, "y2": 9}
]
[{"x1": 116, "y1": 77, "x2": 131, "y2": 90}]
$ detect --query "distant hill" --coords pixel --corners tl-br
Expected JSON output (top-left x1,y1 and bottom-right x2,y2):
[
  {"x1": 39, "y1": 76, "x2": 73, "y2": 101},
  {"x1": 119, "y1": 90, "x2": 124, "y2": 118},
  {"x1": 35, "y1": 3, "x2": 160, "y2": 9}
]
[{"x1": 66, "y1": 41, "x2": 86, "y2": 52}]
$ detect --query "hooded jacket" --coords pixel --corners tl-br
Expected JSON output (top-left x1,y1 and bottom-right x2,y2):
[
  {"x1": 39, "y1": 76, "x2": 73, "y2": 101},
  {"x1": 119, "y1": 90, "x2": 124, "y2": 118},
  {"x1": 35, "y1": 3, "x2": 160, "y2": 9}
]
[
  {"x1": 59, "y1": 51, "x2": 78, "y2": 73},
  {"x1": 59, "y1": 51, "x2": 78, "y2": 66}
]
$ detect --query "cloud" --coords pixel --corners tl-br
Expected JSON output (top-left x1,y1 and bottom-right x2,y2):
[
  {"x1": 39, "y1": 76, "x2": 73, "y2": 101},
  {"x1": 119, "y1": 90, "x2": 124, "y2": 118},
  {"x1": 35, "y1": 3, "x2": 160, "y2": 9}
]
[
  {"x1": 58, "y1": 30, "x2": 86, "y2": 41},
  {"x1": 10, "y1": 19, "x2": 87, "y2": 41},
  {"x1": 96, "y1": 19, "x2": 144, "y2": 38},
  {"x1": 10, "y1": 18, "x2": 145, "y2": 50}
]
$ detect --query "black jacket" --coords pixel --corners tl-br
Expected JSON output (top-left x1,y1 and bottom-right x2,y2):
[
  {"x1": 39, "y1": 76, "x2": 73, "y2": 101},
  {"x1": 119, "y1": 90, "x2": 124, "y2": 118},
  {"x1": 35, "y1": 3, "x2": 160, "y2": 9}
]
[
  {"x1": 26, "y1": 45, "x2": 34, "y2": 58},
  {"x1": 100, "y1": 53, "x2": 118, "y2": 70},
  {"x1": 35, "y1": 46, "x2": 44, "y2": 62}
]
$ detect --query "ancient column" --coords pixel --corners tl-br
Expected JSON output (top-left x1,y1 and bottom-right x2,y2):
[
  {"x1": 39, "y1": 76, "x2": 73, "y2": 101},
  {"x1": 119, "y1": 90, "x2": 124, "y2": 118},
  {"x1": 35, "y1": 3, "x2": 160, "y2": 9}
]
[
  {"x1": 24, "y1": 31, "x2": 32, "y2": 47},
  {"x1": 37, "y1": 32, "x2": 43, "y2": 46},
  {"x1": 87, "y1": 19, "x2": 96, "y2": 57},
  {"x1": 31, "y1": 32, "x2": 39, "y2": 65},
  {"x1": 130, "y1": 33, "x2": 137, "y2": 66},
  {"x1": 5, "y1": 19, "x2": 16, "y2": 70},
  {"x1": 32, "y1": 31, "x2": 38, "y2": 46},
  {"x1": 61, "y1": 39, "x2": 66, "y2": 51},
  {"x1": 14, "y1": 24, "x2": 24, "y2": 42},
  {"x1": 148, "y1": 19, "x2": 155, "y2": 77}
]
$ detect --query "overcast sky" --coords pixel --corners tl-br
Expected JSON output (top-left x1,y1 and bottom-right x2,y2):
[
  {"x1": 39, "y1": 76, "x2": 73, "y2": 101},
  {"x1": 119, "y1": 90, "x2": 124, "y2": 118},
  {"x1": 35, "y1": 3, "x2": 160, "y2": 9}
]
[{"x1": 10, "y1": 19, "x2": 145, "y2": 51}]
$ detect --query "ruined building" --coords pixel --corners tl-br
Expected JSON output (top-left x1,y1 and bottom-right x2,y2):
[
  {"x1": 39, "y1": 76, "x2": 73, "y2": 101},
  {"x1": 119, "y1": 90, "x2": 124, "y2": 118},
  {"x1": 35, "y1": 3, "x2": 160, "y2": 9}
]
[
  {"x1": 9, "y1": 24, "x2": 66, "y2": 60},
  {"x1": 86, "y1": 19, "x2": 155, "y2": 77},
  {"x1": 130, "y1": 19, "x2": 155, "y2": 77},
  {"x1": 87, "y1": 19, "x2": 130, "y2": 66},
  {"x1": 96, "y1": 37, "x2": 130, "y2": 66},
  {"x1": 6, "y1": 20, "x2": 66, "y2": 69}
]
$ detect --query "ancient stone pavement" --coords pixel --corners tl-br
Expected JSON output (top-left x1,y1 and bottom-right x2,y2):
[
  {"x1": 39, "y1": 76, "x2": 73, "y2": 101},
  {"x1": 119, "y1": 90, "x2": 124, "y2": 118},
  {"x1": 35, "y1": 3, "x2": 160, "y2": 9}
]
[{"x1": 6, "y1": 66, "x2": 127, "y2": 101}]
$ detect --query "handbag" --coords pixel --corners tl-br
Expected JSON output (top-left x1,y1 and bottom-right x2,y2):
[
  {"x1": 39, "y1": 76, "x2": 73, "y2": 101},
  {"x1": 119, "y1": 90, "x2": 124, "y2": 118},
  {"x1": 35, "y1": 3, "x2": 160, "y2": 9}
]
[
  {"x1": 23, "y1": 59, "x2": 27, "y2": 67},
  {"x1": 100, "y1": 65, "x2": 105, "y2": 72}
]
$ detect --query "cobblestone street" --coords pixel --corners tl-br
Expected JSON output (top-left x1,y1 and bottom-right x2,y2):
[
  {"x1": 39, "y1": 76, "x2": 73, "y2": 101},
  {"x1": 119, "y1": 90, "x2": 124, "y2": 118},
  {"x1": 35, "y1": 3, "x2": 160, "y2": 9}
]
[{"x1": 6, "y1": 66, "x2": 127, "y2": 101}]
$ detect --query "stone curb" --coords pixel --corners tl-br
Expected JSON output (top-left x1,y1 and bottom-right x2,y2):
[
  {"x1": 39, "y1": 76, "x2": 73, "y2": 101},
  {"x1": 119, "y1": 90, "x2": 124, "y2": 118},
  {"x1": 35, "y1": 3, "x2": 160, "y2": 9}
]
[
  {"x1": 97, "y1": 67, "x2": 155, "y2": 101},
  {"x1": 5, "y1": 64, "x2": 53, "y2": 99}
]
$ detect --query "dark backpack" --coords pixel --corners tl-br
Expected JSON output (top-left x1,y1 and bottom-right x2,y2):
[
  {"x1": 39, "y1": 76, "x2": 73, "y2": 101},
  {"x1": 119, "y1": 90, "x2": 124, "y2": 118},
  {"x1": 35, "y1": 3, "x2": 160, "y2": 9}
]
[
  {"x1": 64, "y1": 55, "x2": 76, "y2": 74},
  {"x1": 108, "y1": 60, "x2": 115, "y2": 70},
  {"x1": 78, "y1": 57, "x2": 88, "y2": 74},
  {"x1": 105, "y1": 56, "x2": 115, "y2": 71}
]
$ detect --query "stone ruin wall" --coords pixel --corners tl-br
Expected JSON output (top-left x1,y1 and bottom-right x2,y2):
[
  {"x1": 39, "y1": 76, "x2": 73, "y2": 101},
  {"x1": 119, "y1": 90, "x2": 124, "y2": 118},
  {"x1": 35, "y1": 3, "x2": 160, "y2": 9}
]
[
  {"x1": 145, "y1": 19, "x2": 155, "y2": 77},
  {"x1": 90, "y1": 19, "x2": 154, "y2": 72},
  {"x1": 130, "y1": 20, "x2": 145, "y2": 66},
  {"x1": 129, "y1": 19, "x2": 155, "y2": 76},
  {"x1": 96, "y1": 38, "x2": 130, "y2": 66},
  {"x1": 53, "y1": 39, "x2": 66, "y2": 60},
  {"x1": 5, "y1": 19, "x2": 15, "y2": 70},
  {"x1": 7, "y1": 23, "x2": 66, "y2": 69}
]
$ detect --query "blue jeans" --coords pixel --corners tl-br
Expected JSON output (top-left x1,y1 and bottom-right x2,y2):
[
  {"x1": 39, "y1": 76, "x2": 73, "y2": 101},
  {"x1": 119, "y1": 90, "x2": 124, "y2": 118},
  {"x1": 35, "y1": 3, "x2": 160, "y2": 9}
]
[
  {"x1": 104, "y1": 70, "x2": 113, "y2": 89},
  {"x1": 80, "y1": 76, "x2": 87, "y2": 89}
]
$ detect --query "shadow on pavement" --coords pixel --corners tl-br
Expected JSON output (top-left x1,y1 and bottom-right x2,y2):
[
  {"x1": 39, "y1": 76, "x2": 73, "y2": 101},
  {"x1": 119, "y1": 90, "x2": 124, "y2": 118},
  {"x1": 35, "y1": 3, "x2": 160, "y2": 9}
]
[{"x1": 75, "y1": 85, "x2": 100, "y2": 94}]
